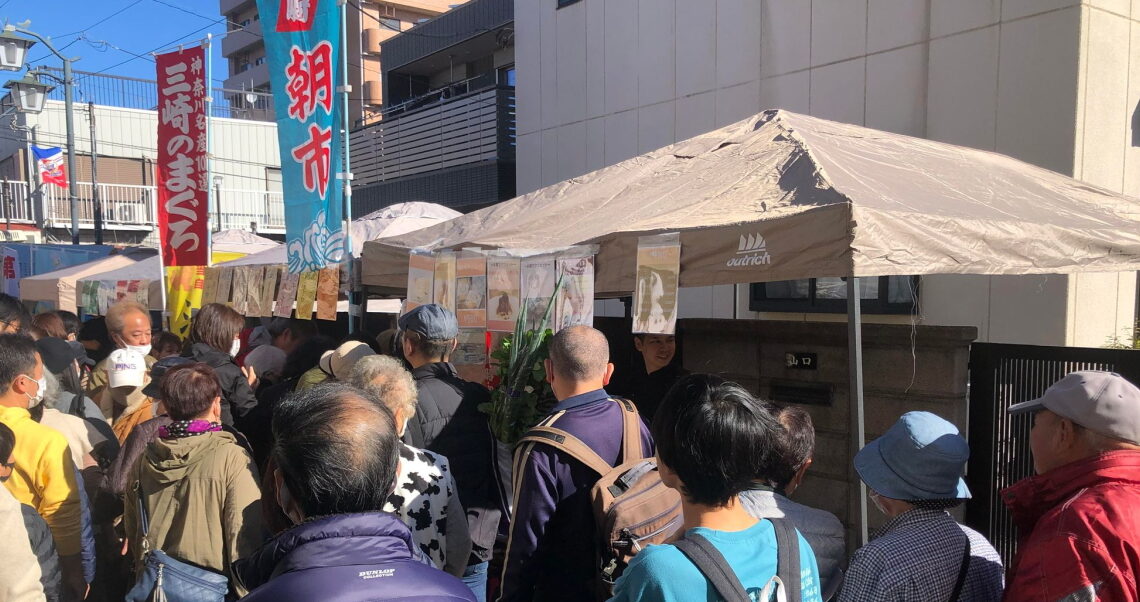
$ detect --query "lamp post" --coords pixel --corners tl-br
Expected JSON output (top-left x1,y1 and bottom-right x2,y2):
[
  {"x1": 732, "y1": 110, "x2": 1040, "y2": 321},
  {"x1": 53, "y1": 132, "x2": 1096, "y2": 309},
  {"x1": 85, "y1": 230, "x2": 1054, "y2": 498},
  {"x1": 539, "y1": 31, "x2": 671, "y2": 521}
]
[{"x1": 0, "y1": 24, "x2": 81, "y2": 244}]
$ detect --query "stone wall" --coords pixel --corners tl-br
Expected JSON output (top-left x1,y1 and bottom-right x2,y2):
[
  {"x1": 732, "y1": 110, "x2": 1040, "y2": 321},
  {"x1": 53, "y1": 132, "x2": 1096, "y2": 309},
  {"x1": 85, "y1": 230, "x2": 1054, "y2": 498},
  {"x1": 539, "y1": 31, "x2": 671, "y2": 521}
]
[{"x1": 679, "y1": 319, "x2": 977, "y2": 551}]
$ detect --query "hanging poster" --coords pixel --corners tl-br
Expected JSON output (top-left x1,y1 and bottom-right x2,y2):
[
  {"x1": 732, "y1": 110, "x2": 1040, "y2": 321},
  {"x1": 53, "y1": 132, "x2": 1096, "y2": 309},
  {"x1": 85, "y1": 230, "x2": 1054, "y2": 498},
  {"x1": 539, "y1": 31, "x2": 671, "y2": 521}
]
[
  {"x1": 486, "y1": 256, "x2": 520, "y2": 332},
  {"x1": 259, "y1": 266, "x2": 280, "y2": 317},
  {"x1": 556, "y1": 254, "x2": 595, "y2": 331},
  {"x1": 201, "y1": 267, "x2": 219, "y2": 306},
  {"x1": 274, "y1": 270, "x2": 301, "y2": 318},
  {"x1": 454, "y1": 329, "x2": 488, "y2": 365},
  {"x1": 97, "y1": 281, "x2": 116, "y2": 315},
  {"x1": 520, "y1": 256, "x2": 556, "y2": 331},
  {"x1": 215, "y1": 267, "x2": 234, "y2": 306},
  {"x1": 231, "y1": 267, "x2": 250, "y2": 313},
  {"x1": 433, "y1": 252, "x2": 456, "y2": 313},
  {"x1": 115, "y1": 280, "x2": 129, "y2": 302},
  {"x1": 455, "y1": 255, "x2": 487, "y2": 329},
  {"x1": 257, "y1": 0, "x2": 346, "y2": 273},
  {"x1": 247, "y1": 267, "x2": 265, "y2": 316},
  {"x1": 633, "y1": 233, "x2": 681, "y2": 335},
  {"x1": 406, "y1": 252, "x2": 435, "y2": 312},
  {"x1": 315, "y1": 265, "x2": 339, "y2": 321},
  {"x1": 295, "y1": 270, "x2": 319, "y2": 319},
  {"x1": 155, "y1": 46, "x2": 209, "y2": 267}
]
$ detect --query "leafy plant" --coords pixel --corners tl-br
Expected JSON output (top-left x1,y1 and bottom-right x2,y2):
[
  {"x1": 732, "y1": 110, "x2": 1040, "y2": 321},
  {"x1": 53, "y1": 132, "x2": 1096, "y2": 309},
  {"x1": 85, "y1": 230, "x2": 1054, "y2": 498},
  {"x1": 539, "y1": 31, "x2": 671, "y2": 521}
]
[{"x1": 479, "y1": 277, "x2": 562, "y2": 445}]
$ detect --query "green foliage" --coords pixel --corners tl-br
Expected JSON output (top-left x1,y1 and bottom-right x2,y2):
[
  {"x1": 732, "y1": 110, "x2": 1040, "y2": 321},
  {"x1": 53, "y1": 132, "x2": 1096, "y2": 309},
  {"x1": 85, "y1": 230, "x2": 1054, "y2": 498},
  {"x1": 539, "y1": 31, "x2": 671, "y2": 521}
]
[{"x1": 479, "y1": 277, "x2": 563, "y2": 445}]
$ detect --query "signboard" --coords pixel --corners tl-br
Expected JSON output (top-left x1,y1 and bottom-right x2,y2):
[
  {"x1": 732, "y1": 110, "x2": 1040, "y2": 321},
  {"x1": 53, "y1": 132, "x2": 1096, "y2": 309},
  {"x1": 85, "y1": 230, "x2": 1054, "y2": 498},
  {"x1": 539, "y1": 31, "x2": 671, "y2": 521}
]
[
  {"x1": 257, "y1": 0, "x2": 346, "y2": 273},
  {"x1": 155, "y1": 46, "x2": 209, "y2": 267}
]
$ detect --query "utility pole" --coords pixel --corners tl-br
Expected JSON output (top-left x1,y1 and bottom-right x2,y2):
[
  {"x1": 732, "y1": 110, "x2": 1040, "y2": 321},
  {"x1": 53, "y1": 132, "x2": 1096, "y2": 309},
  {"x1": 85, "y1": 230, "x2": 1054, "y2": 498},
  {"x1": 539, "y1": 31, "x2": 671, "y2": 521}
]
[{"x1": 88, "y1": 101, "x2": 102, "y2": 245}]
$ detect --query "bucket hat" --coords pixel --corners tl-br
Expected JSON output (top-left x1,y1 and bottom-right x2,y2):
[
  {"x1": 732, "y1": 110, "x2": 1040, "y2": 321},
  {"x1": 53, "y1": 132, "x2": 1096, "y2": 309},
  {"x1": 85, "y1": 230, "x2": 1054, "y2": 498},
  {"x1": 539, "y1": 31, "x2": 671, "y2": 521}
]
[{"x1": 854, "y1": 411, "x2": 971, "y2": 500}]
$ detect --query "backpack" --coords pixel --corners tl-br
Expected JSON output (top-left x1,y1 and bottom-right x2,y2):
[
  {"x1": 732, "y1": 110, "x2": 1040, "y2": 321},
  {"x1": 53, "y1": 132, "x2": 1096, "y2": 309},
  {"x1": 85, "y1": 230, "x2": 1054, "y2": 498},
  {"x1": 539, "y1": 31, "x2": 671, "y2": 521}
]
[
  {"x1": 517, "y1": 397, "x2": 682, "y2": 596},
  {"x1": 673, "y1": 518, "x2": 801, "y2": 602}
]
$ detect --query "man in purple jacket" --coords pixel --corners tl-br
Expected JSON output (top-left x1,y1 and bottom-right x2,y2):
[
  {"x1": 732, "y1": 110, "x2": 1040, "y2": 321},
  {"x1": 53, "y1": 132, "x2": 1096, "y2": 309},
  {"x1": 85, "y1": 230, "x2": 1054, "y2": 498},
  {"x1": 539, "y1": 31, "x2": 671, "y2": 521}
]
[
  {"x1": 234, "y1": 383, "x2": 475, "y2": 602},
  {"x1": 498, "y1": 326, "x2": 654, "y2": 602}
]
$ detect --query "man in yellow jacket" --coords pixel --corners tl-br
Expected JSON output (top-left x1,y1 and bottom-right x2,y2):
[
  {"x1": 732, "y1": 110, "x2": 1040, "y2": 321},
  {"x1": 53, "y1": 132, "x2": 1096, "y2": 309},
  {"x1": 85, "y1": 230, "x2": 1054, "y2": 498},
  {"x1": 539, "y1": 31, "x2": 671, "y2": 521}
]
[{"x1": 0, "y1": 334, "x2": 85, "y2": 600}]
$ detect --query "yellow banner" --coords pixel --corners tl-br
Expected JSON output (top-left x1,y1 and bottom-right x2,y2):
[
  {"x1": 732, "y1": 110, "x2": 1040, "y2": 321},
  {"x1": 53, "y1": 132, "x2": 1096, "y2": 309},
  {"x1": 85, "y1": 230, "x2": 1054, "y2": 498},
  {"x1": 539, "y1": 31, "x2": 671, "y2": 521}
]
[{"x1": 166, "y1": 265, "x2": 205, "y2": 338}]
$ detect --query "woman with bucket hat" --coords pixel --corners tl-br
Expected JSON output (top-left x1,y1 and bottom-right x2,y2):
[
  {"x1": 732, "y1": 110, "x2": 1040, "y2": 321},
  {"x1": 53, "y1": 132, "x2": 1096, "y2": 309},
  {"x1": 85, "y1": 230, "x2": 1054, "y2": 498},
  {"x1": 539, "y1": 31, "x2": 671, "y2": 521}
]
[{"x1": 838, "y1": 412, "x2": 1005, "y2": 602}]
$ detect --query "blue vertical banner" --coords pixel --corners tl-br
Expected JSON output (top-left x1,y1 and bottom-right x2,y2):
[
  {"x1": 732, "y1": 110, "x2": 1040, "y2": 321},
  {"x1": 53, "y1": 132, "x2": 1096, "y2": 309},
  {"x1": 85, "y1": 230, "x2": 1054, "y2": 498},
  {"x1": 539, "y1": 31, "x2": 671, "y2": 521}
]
[{"x1": 257, "y1": 0, "x2": 346, "y2": 273}]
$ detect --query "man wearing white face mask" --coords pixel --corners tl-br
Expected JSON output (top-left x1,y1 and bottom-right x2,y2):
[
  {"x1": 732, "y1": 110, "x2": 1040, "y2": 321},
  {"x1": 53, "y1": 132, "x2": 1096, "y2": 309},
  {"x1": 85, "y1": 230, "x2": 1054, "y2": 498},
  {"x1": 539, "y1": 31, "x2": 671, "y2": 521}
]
[
  {"x1": 0, "y1": 333, "x2": 87, "y2": 600},
  {"x1": 87, "y1": 300, "x2": 156, "y2": 420}
]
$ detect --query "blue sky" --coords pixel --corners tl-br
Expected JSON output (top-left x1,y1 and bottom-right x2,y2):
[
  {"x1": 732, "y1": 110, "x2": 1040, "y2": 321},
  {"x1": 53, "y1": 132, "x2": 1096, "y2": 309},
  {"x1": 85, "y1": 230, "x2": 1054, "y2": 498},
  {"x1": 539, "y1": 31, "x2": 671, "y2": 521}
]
[{"x1": 1, "y1": 0, "x2": 228, "y2": 87}]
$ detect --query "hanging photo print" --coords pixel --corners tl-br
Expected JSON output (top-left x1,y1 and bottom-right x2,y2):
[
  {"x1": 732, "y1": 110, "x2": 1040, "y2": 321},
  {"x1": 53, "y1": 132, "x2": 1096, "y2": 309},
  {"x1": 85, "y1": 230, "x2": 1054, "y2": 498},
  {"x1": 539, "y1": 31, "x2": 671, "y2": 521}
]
[
  {"x1": 520, "y1": 256, "x2": 556, "y2": 331},
  {"x1": 456, "y1": 254, "x2": 488, "y2": 329},
  {"x1": 433, "y1": 252, "x2": 456, "y2": 313},
  {"x1": 556, "y1": 254, "x2": 595, "y2": 331},
  {"x1": 486, "y1": 256, "x2": 521, "y2": 332},
  {"x1": 633, "y1": 233, "x2": 681, "y2": 335},
  {"x1": 406, "y1": 252, "x2": 435, "y2": 312}
]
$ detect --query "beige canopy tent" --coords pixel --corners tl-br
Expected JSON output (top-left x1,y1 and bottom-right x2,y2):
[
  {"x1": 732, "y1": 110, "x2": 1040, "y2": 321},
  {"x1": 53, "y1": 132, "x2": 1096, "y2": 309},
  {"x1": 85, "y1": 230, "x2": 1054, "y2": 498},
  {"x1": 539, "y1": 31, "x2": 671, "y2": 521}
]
[
  {"x1": 364, "y1": 110, "x2": 1140, "y2": 294},
  {"x1": 20, "y1": 251, "x2": 153, "y2": 313},
  {"x1": 362, "y1": 109, "x2": 1140, "y2": 541}
]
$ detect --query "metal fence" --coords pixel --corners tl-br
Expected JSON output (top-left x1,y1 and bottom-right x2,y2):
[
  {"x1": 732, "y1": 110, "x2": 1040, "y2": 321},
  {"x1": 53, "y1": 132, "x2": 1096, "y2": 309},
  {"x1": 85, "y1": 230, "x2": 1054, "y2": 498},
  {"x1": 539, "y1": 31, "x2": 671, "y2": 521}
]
[
  {"x1": 0, "y1": 180, "x2": 284, "y2": 233},
  {"x1": 964, "y1": 343, "x2": 1140, "y2": 567},
  {"x1": 41, "y1": 67, "x2": 274, "y2": 122}
]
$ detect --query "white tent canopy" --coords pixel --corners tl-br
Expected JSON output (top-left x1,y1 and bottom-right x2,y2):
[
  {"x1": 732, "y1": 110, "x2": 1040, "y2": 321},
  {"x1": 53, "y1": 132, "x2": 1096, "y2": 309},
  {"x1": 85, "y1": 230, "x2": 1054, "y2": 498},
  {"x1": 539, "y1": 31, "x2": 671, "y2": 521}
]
[
  {"x1": 222, "y1": 202, "x2": 461, "y2": 267},
  {"x1": 21, "y1": 251, "x2": 154, "y2": 313},
  {"x1": 211, "y1": 229, "x2": 281, "y2": 256}
]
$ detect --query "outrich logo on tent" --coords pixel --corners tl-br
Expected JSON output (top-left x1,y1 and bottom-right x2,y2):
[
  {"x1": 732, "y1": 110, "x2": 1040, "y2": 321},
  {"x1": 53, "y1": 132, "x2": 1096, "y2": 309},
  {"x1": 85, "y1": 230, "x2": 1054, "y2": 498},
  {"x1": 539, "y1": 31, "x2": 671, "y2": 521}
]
[{"x1": 727, "y1": 233, "x2": 772, "y2": 267}]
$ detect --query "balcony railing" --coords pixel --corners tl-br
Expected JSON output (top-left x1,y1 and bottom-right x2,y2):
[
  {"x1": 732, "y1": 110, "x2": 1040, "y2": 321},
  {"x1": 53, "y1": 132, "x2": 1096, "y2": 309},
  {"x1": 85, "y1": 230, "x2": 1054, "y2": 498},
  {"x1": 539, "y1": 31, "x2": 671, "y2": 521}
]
[
  {"x1": 350, "y1": 85, "x2": 516, "y2": 187},
  {"x1": 0, "y1": 180, "x2": 285, "y2": 233}
]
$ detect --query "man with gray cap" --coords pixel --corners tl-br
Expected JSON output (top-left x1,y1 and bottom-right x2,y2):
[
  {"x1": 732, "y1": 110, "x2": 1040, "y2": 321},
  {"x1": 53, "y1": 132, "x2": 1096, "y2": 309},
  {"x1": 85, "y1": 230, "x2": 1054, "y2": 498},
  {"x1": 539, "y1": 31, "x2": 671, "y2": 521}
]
[
  {"x1": 839, "y1": 411, "x2": 1004, "y2": 601},
  {"x1": 1003, "y1": 371, "x2": 1140, "y2": 601},
  {"x1": 399, "y1": 304, "x2": 503, "y2": 601}
]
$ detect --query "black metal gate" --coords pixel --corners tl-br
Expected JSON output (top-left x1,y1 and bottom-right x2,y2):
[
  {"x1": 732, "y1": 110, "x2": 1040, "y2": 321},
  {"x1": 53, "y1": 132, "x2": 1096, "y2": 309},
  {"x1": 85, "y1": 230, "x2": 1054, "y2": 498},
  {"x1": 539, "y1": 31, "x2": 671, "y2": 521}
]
[{"x1": 964, "y1": 343, "x2": 1140, "y2": 567}]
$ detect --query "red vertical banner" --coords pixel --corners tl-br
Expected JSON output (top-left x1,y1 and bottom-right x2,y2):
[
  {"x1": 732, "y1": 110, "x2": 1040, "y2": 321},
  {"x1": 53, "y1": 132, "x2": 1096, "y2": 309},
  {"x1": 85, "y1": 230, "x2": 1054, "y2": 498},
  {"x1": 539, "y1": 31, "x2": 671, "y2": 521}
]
[{"x1": 156, "y1": 47, "x2": 209, "y2": 267}]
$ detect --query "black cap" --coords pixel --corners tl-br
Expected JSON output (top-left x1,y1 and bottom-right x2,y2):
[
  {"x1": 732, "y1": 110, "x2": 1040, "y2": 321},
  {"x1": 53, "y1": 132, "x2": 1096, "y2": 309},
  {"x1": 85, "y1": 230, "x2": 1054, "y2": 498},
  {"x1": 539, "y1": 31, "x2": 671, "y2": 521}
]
[
  {"x1": 397, "y1": 304, "x2": 459, "y2": 340},
  {"x1": 36, "y1": 337, "x2": 85, "y2": 375},
  {"x1": 141, "y1": 356, "x2": 194, "y2": 398}
]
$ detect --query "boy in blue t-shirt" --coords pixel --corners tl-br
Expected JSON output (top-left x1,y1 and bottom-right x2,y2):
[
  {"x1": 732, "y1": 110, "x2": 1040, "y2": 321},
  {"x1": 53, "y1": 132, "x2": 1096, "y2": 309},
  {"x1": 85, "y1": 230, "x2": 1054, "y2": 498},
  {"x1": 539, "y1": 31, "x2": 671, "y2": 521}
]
[{"x1": 610, "y1": 374, "x2": 823, "y2": 602}]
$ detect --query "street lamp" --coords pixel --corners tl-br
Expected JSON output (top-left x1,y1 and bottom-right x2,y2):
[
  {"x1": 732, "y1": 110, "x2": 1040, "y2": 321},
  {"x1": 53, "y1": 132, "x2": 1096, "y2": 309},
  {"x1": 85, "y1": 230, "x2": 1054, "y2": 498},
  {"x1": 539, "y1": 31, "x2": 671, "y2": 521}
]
[
  {"x1": 2, "y1": 23, "x2": 81, "y2": 244},
  {"x1": 3, "y1": 73, "x2": 52, "y2": 113},
  {"x1": 0, "y1": 31, "x2": 35, "y2": 71}
]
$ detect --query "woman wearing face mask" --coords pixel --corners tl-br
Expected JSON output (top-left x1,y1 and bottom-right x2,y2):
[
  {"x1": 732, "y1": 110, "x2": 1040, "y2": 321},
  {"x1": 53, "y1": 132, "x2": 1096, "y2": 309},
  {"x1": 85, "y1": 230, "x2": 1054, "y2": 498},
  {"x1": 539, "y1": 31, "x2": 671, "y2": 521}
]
[
  {"x1": 122, "y1": 362, "x2": 263, "y2": 598},
  {"x1": 183, "y1": 303, "x2": 259, "y2": 428}
]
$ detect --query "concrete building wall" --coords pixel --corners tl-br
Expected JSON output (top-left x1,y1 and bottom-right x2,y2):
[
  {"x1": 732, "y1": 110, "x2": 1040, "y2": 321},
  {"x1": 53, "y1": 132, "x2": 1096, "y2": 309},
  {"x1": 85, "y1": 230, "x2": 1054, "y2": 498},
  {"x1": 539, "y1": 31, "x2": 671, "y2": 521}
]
[{"x1": 526, "y1": 0, "x2": 1139, "y2": 348}]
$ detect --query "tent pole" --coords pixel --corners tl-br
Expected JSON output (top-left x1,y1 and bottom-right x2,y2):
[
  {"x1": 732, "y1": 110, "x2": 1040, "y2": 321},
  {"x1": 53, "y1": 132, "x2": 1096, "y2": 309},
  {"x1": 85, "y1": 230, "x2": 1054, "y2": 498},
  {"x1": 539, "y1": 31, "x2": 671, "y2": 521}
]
[{"x1": 848, "y1": 277, "x2": 869, "y2": 546}]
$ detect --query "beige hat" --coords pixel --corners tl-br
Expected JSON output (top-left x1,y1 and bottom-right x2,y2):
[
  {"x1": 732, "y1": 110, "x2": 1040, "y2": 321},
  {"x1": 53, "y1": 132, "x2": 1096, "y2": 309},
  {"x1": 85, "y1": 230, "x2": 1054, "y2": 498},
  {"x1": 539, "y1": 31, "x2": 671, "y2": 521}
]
[
  {"x1": 107, "y1": 349, "x2": 147, "y2": 389},
  {"x1": 320, "y1": 341, "x2": 376, "y2": 380}
]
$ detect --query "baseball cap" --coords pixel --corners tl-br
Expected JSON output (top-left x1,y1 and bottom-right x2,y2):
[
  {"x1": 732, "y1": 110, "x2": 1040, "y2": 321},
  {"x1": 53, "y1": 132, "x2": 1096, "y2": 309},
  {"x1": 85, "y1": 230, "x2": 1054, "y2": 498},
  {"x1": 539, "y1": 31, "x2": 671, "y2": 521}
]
[
  {"x1": 35, "y1": 337, "x2": 83, "y2": 375},
  {"x1": 107, "y1": 348, "x2": 147, "y2": 389},
  {"x1": 398, "y1": 304, "x2": 458, "y2": 340},
  {"x1": 1008, "y1": 371, "x2": 1140, "y2": 445},
  {"x1": 854, "y1": 411, "x2": 971, "y2": 501},
  {"x1": 319, "y1": 340, "x2": 376, "y2": 380},
  {"x1": 141, "y1": 356, "x2": 194, "y2": 398}
]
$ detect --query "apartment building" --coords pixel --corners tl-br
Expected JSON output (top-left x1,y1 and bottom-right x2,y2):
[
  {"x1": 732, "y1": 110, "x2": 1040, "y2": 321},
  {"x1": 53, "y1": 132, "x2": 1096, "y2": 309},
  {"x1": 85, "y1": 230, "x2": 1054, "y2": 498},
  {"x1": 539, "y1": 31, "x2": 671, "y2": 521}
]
[{"x1": 219, "y1": 0, "x2": 463, "y2": 125}]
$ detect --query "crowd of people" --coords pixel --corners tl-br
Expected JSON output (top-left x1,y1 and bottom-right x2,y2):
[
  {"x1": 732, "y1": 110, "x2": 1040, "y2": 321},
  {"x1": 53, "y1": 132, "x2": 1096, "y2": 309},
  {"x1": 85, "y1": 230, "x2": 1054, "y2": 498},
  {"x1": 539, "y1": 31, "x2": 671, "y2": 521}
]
[{"x1": 0, "y1": 292, "x2": 1137, "y2": 601}]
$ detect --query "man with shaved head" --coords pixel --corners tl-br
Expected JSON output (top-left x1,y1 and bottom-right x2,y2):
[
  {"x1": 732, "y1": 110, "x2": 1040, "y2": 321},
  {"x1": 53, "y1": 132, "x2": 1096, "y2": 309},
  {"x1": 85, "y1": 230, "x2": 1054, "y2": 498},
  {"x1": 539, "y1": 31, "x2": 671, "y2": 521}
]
[{"x1": 499, "y1": 326, "x2": 655, "y2": 602}]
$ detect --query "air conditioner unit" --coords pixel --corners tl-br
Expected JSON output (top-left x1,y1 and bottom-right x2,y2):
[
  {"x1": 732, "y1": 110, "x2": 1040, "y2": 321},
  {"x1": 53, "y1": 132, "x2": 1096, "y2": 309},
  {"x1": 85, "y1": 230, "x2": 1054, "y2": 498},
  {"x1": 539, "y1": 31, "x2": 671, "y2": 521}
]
[
  {"x1": 116, "y1": 204, "x2": 144, "y2": 224},
  {"x1": 379, "y1": 3, "x2": 396, "y2": 18}
]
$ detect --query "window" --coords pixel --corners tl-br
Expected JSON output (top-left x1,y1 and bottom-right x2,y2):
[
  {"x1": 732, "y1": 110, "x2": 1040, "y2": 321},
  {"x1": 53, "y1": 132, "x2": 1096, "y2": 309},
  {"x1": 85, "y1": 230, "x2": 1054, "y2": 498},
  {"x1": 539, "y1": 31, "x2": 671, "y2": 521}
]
[
  {"x1": 557, "y1": 0, "x2": 582, "y2": 7},
  {"x1": 498, "y1": 65, "x2": 516, "y2": 87},
  {"x1": 254, "y1": 56, "x2": 266, "y2": 66},
  {"x1": 380, "y1": 18, "x2": 401, "y2": 31},
  {"x1": 240, "y1": 18, "x2": 252, "y2": 27},
  {"x1": 749, "y1": 276, "x2": 919, "y2": 314}
]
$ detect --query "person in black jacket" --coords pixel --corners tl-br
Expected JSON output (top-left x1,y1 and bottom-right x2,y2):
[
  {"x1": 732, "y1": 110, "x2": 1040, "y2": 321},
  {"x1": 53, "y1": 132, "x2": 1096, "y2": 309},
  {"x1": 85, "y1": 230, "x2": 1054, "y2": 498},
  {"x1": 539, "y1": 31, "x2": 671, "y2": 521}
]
[
  {"x1": 183, "y1": 303, "x2": 258, "y2": 427},
  {"x1": 399, "y1": 304, "x2": 503, "y2": 602}
]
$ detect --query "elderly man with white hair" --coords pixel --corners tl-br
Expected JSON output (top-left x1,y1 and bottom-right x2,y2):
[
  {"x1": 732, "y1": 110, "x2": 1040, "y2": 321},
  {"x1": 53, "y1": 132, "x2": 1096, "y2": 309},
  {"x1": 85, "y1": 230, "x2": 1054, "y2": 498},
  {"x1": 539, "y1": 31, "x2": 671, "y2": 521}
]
[{"x1": 350, "y1": 355, "x2": 471, "y2": 577}]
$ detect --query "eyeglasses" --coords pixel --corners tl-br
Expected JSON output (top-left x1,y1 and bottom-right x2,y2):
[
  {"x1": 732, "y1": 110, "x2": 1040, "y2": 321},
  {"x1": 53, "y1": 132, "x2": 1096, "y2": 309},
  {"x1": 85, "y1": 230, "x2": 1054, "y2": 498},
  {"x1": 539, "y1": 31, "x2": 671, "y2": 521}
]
[{"x1": 0, "y1": 461, "x2": 14, "y2": 470}]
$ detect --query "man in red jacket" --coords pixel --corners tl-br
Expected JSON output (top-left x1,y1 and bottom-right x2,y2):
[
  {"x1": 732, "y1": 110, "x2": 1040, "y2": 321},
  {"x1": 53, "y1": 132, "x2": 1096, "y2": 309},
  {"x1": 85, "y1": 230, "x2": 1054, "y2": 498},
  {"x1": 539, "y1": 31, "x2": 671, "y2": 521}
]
[{"x1": 1003, "y1": 371, "x2": 1140, "y2": 601}]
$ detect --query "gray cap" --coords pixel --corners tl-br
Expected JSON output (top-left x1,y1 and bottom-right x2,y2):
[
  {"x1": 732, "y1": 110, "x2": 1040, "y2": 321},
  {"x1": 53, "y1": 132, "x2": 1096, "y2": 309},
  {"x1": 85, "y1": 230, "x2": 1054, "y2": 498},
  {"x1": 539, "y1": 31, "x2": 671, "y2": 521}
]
[
  {"x1": 1008, "y1": 371, "x2": 1140, "y2": 444},
  {"x1": 398, "y1": 304, "x2": 459, "y2": 340}
]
